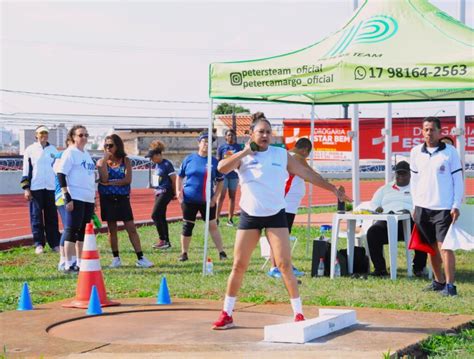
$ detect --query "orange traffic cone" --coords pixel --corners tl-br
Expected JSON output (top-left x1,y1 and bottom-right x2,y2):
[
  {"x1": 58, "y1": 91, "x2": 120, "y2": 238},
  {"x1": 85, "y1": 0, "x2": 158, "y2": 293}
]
[{"x1": 63, "y1": 223, "x2": 120, "y2": 309}]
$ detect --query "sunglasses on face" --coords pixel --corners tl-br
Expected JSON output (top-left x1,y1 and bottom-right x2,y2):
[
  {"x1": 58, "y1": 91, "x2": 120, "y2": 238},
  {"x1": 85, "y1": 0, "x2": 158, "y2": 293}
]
[
  {"x1": 104, "y1": 143, "x2": 115, "y2": 149},
  {"x1": 76, "y1": 133, "x2": 89, "y2": 138}
]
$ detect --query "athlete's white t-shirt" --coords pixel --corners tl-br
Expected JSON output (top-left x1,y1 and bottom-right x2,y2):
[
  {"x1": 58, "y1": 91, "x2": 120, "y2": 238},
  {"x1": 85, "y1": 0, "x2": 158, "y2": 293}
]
[
  {"x1": 58, "y1": 147, "x2": 96, "y2": 203},
  {"x1": 237, "y1": 146, "x2": 288, "y2": 216}
]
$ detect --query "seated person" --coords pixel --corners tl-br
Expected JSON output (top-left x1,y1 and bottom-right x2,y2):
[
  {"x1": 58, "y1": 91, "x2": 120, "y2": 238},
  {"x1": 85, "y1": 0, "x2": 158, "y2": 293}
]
[{"x1": 366, "y1": 161, "x2": 427, "y2": 277}]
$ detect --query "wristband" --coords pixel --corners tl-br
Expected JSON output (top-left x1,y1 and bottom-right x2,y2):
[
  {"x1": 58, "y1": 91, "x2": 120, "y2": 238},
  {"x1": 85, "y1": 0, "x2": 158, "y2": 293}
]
[{"x1": 63, "y1": 192, "x2": 72, "y2": 204}]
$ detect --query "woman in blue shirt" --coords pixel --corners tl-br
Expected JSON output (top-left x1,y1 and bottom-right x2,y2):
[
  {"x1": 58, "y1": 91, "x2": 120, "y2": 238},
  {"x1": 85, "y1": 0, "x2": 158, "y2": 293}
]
[
  {"x1": 97, "y1": 134, "x2": 153, "y2": 268},
  {"x1": 176, "y1": 131, "x2": 227, "y2": 262},
  {"x1": 148, "y1": 140, "x2": 177, "y2": 250}
]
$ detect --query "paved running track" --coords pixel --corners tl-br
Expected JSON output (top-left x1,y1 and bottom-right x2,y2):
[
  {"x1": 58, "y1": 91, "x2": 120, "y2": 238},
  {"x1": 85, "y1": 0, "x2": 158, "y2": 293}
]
[{"x1": 1, "y1": 179, "x2": 472, "y2": 243}]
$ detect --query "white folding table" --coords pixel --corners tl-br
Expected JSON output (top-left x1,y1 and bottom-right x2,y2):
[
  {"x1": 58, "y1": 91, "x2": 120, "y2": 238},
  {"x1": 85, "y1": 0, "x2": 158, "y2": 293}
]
[{"x1": 330, "y1": 212, "x2": 412, "y2": 280}]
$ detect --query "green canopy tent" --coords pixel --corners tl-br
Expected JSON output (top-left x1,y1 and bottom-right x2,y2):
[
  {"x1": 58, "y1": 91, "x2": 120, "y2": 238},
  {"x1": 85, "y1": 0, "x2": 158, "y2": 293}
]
[{"x1": 200, "y1": 0, "x2": 474, "y2": 273}]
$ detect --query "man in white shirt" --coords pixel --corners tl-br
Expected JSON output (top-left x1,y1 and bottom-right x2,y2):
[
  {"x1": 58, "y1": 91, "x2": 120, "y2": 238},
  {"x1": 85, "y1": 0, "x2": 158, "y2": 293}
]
[
  {"x1": 20, "y1": 125, "x2": 60, "y2": 254},
  {"x1": 366, "y1": 161, "x2": 427, "y2": 277},
  {"x1": 410, "y1": 117, "x2": 464, "y2": 297}
]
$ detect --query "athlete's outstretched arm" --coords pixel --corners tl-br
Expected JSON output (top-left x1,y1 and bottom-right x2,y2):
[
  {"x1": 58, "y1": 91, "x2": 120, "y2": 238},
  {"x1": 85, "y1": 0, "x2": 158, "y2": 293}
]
[{"x1": 287, "y1": 153, "x2": 351, "y2": 202}]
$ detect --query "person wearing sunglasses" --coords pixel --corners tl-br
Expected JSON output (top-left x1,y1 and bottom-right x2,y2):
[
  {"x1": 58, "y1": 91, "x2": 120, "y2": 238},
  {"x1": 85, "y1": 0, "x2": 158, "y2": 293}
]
[
  {"x1": 176, "y1": 131, "x2": 227, "y2": 262},
  {"x1": 147, "y1": 140, "x2": 177, "y2": 250},
  {"x1": 97, "y1": 134, "x2": 153, "y2": 268},
  {"x1": 57, "y1": 125, "x2": 96, "y2": 272},
  {"x1": 53, "y1": 138, "x2": 74, "y2": 271},
  {"x1": 20, "y1": 125, "x2": 60, "y2": 255}
]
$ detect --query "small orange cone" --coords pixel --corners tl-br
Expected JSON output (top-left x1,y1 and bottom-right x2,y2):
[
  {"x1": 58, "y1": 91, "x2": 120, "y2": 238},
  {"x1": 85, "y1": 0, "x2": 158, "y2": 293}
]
[{"x1": 63, "y1": 223, "x2": 120, "y2": 309}]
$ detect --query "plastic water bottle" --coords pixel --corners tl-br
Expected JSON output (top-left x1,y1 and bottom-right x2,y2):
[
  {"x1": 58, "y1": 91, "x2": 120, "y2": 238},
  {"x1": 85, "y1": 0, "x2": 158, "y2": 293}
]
[
  {"x1": 206, "y1": 258, "x2": 214, "y2": 275},
  {"x1": 91, "y1": 213, "x2": 102, "y2": 229},
  {"x1": 334, "y1": 259, "x2": 341, "y2": 277},
  {"x1": 317, "y1": 257, "x2": 325, "y2": 277}
]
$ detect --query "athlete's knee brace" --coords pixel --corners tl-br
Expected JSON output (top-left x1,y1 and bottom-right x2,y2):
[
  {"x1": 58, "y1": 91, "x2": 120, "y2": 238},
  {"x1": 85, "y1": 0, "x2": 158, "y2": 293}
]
[{"x1": 182, "y1": 221, "x2": 195, "y2": 237}]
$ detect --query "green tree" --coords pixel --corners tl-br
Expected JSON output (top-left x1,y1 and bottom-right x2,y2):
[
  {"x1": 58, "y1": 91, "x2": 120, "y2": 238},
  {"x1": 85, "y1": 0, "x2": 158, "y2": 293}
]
[{"x1": 214, "y1": 103, "x2": 250, "y2": 115}]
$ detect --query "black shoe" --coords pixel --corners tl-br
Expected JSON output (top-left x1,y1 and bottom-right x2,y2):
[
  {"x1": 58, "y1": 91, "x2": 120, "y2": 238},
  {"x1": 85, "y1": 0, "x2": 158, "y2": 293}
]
[
  {"x1": 423, "y1": 280, "x2": 446, "y2": 292},
  {"x1": 369, "y1": 269, "x2": 389, "y2": 277},
  {"x1": 440, "y1": 283, "x2": 457, "y2": 297},
  {"x1": 413, "y1": 269, "x2": 425, "y2": 278},
  {"x1": 226, "y1": 219, "x2": 235, "y2": 227},
  {"x1": 178, "y1": 252, "x2": 188, "y2": 262},
  {"x1": 64, "y1": 265, "x2": 80, "y2": 274},
  {"x1": 219, "y1": 251, "x2": 228, "y2": 260}
]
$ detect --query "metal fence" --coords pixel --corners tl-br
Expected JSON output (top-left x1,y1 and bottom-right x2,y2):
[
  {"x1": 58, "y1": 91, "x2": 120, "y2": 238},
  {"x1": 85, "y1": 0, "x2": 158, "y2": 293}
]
[{"x1": 0, "y1": 156, "x2": 152, "y2": 171}]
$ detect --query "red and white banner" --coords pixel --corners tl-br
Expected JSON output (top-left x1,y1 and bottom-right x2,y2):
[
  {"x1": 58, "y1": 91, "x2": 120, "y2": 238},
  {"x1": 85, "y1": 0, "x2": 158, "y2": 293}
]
[{"x1": 283, "y1": 116, "x2": 474, "y2": 160}]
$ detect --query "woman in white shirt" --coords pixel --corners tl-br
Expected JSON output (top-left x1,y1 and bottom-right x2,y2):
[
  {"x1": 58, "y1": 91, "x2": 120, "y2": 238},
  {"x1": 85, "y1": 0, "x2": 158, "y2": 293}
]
[
  {"x1": 212, "y1": 112, "x2": 348, "y2": 330},
  {"x1": 57, "y1": 125, "x2": 96, "y2": 273}
]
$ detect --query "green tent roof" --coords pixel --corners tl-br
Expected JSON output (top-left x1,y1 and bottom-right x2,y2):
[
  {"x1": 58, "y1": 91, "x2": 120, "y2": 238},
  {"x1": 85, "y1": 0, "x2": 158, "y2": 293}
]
[{"x1": 209, "y1": 0, "x2": 474, "y2": 104}]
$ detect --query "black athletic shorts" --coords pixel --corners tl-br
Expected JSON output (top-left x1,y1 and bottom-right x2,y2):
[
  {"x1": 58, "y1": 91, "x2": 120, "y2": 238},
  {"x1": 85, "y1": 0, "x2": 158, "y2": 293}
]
[
  {"x1": 99, "y1": 194, "x2": 134, "y2": 222},
  {"x1": 181, "y1": 202, "x2": 216, "y2": 222},
  {"x1": 286, "y1": 212, "x2": 296, "y2": 233},
  {"x1": 413, "y1": 206, "x2": 452, "y2": 244},
  {"x1": 238, "y1": 208, "x2": 288, "y2": 230}
]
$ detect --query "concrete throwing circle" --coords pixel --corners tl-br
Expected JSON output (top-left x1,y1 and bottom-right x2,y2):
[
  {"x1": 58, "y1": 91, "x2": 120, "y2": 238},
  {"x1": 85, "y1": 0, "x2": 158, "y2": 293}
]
[{"x1": 48, "y1": 309, "x2": 291, "y2": 345}]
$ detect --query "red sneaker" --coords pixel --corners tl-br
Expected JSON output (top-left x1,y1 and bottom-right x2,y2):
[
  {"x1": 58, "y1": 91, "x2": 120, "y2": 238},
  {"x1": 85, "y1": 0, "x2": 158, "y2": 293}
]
[
  {"x1": 294, "y1": 313, "x2": 305, "y2": 322},
  {"x1": 212, "y1": 311, "x2": 234, "y2": 330}
]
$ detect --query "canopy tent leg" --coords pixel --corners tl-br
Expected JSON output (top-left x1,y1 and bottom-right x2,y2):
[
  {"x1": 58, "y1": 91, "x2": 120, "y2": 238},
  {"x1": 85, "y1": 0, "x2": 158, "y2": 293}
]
[
  {"x1": 202, "y1": 99, "x2": 214, "y2": 275},
  {"x1": 457, "y1": 0, "x2": 466, "y2": 195},
  {"x1": 351, "y1": 105, "x2": 360, "y2": 207},
  {"x1": 306, "y1": 103, "x2": 315, "y2": 255},
  {"x1": 385, "y1": 103, "x2": 393, "y2": 184}
]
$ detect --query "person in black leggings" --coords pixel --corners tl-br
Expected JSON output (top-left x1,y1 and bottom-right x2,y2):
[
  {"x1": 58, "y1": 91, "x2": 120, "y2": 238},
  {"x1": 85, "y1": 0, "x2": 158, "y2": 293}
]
[{"x1": 148, "y1": 140, "x2": 177, "y2": 250}]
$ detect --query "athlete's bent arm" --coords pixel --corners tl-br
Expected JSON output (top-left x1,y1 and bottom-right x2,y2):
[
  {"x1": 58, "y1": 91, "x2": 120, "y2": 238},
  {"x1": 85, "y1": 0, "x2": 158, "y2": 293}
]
[{"x1": 218, "y1": 142, "x2": 252, "y2": 174}]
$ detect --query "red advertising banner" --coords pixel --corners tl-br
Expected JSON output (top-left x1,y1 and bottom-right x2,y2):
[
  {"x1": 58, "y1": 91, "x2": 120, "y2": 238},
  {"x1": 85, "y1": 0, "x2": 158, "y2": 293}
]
[{"x1": 283, "y1": 116, "x2": 473, "y2": 160}]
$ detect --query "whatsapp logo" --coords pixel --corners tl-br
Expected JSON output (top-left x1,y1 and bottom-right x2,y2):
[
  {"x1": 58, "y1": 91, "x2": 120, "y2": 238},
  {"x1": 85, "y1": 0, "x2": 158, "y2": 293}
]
[{"x1": 325, "y1": 15, "x2": 398, "y2": 58}]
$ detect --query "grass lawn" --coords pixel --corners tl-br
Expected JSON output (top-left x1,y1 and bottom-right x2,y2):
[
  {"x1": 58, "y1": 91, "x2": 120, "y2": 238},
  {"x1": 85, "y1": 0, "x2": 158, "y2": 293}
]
[{"x1": 1, "y1": 213, "x2": 473, "y2": 314}]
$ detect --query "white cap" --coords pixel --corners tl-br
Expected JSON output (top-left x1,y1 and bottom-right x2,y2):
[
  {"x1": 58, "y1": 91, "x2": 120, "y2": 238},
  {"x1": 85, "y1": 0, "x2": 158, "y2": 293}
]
[{"x1": 35, "y1": 125, "x2": 49, "y2": 133}]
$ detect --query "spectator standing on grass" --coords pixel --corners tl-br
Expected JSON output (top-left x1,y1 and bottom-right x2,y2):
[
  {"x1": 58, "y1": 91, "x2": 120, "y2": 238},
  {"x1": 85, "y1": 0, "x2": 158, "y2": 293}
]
[
  {"x1": 57, "y1": 125, "x2": 96, "y2": 273},
  {"x1": 267, "y1": 137, "x2": 349, "y2": 278},
  {"x1": 216, "y1": 129, "x2": 242, "y2": 227},
  {"x1": 147, "y1": 140, "x2": 177, "y2": 250},
  {"x1": 212, "y1": 112, "x2": 349, "y2": 330},
  {"x1": 410, "y1": 117, "x2": 464, "y2": 296},
  {"x1": 53, "y1": 138, "x2": 74, "y2": 271},
  {"x1": 20, "y1": 125, "x2": 60, "y2": 255},
  {"x1": 176, "y1": 131, "x2": 227, "y2": 262},
  {"x1": 365, "y1": 161, "x2": 427, "y2": 277},
  {"x1": 97, "y1": 134, "x2": 153, "y2": 268}
]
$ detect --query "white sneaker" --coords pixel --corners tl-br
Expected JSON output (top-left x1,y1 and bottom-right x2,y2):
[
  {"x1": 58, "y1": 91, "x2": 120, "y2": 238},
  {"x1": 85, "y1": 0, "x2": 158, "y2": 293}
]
[
  {"x1": 136, "y1": 256, "x2": 153, "y2": 268},
  {"x1": 110, "y1": 257, "x2": 122, "y2": 268},
  {"x1": 35, "y1": 245, "x2": 44, "y2": 254},
  {"x1": 57, "y1": 262, "x2": 66, "y2": 271}
]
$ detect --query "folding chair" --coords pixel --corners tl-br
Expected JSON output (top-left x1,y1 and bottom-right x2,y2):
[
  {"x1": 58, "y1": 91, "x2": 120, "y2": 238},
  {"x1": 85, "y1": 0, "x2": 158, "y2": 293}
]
[{"x1": 260, "y1": 235, "x2": 298, "y2": 270}]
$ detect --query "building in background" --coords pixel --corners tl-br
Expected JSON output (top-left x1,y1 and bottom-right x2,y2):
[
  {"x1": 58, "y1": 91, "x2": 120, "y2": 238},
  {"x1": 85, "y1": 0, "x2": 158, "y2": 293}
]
[
  {"x1": 113, "y1": 127, "x2": 208, "y2": 167},
  {"x1": 0, "y1": 128, "x2": 14, "y2": 146}
]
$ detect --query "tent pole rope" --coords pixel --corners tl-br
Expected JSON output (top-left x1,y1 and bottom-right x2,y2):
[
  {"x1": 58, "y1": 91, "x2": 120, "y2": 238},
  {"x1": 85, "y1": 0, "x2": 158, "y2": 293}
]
[
  {"x1": 306, "y1": 102, "x2": 315, "y2": 256},
  {"x1": 202, "y1": 98, "x2": 213, "y2": 275}
]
